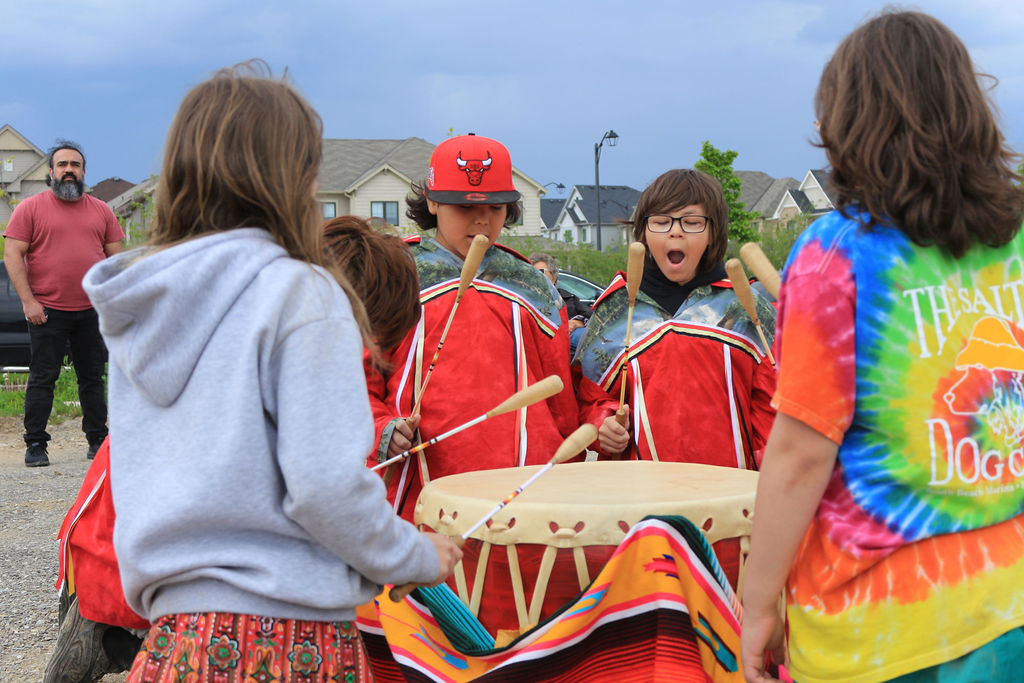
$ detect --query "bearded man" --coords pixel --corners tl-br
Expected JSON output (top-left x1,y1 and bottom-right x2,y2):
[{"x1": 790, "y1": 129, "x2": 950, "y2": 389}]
[{"x1": 3, "y1": 140, "x2": 124, "y2": 467}]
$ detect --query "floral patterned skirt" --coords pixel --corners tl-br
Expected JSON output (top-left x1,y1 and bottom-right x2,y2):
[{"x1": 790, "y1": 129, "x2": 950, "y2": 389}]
[{"x1": 127, "y1": 612, "x2": 370, "y2": 682}]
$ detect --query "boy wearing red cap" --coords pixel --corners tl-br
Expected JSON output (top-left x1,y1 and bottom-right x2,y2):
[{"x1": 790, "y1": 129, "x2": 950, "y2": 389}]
[{"x1": 366, "y1": 134, "x2": 581, "y2": 523}]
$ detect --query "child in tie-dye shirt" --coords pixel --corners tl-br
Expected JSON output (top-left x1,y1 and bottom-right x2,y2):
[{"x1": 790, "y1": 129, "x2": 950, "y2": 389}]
[{"x1": 741, "y1": 11, "x2": 1024, "y2": 683}]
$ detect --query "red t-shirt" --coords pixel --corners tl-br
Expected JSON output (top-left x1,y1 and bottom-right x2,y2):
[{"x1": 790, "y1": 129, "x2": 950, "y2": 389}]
[{"x1": 4, "y1": 190, "x2": 124, "y2": 310}]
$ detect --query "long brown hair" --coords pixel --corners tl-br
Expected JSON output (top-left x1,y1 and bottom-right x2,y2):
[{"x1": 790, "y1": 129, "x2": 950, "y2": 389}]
[
  {"x1": 815, "y1": 10, "x2": 1023, "y2": 257},
  {"x1": 150, "y1": 60, "x2": 371, "y2": 340},
  {"x1": 630, "y1": 169, "x2": 729, "y2": 274},
  {"x1": 323, "y1": 216, "x2": 420, "y2": 353}
]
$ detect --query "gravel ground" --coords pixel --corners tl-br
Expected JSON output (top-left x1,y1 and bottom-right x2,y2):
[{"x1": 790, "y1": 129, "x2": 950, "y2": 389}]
[{"x1": 0, "y1": 416, "x2": 127, "y2": 682}]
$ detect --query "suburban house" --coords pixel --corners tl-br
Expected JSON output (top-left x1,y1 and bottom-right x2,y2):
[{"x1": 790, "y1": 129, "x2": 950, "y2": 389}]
[
  {"x1": 771, "y1": 170, "x2": 836, "y2": 223},
  {"x1": 737, "y1": 169, "x2": 837, "y2": 232},
  {"x1": 316, "y1": 137, "x2": 548, "y2": 235},
  {"x1": 108, "y1": 175, "x2": 159, "y2": 244},
  {"x1": 0, "y1": 124, "x2": 50, "y2": 226},
  {"x1": 540, "y1": 198, "x2": 563, "y2": 238},
  {"x1": 111, "y1": 137, "x2": 551, "y2": 239},
  {"x1": 88, "y1": 177, "x2": 135, "y2": 203},
  {"x1": 540, "y1": 184, "x2": 642, "y2": 250}
]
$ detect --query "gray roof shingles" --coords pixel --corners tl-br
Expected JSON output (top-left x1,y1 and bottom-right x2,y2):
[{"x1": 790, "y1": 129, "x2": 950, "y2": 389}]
[
  {"x1": 570, "y1": 185, "x2": 641, "y2": 226},
  {"x1": 788, "y1": 189, "x2": 815, "y2": 214},
  {"x1": 809, "y1": 169, "x2": 838, "y2": 206},
  {"x1": 318, "y1": 137, "x2": 436, "y2": 193},
  {"x1": 541, "y1": 198, "x2": 563, "y2": 230},
  {"x1": 751, "y1": 177, "x2": 800, "y2": 216}
]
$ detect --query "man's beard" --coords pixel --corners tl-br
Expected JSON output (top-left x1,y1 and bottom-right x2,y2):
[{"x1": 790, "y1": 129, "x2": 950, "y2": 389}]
[{"x1": 52, "y1": 176, "x2": 84, "y2": 201}]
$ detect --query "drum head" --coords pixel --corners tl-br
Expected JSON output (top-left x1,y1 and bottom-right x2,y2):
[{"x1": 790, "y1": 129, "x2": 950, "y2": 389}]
[{"x1": 415, "y1": 461, "x2": 758, "y2": 547}]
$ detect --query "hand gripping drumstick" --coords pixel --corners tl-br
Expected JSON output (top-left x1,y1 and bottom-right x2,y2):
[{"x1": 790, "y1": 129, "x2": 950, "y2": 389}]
[
  {"x1": 738, "y1": 242, "x2": 781, "y2": 300},
  {"x1": 615, "y1": 242, "x2": 647, "y2": 427},
  {"x1": 388, "y1": 423, "x2": 598, "y2": 602},
  {"x1": 408, "y1": 234, "x2": 490, "y2": 421},
  {"x1": 372, "y1": 376, "x2": 565, "y2": 472},
  {"x1": 725, "y1": 258, "x2": 777, "y2": 368}
]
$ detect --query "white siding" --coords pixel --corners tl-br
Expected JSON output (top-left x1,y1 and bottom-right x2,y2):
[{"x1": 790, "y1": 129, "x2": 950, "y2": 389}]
[
  {"x1": 773, "y1": 194, "x2": 799, "y2": 219},
  {"x1": 511, "y1": 170, "x2": 543, "y2": 236},
  {"x1": 1, "y1": 151, "x2": 42, "y2": 180},
  {"x1": 347, "y1": 172, "x2": 412, "y2": 231},
  {"x1": 555, "y1": 213, "x2": 577, "y2": 243},
  {"x1": 314, "y1": 192, "x2": 352, "y2": 222},
  {"x1": 802, "y1": 183, "x2": 831, "y2": 211}
]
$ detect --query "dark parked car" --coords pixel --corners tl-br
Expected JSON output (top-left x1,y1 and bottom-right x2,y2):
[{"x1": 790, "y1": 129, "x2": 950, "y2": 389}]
[
  {"x1": 0, "y1": 262, "x2": 31, "y2": 367},
  {"x1": 558, "y1": 271, "x2": 605, "y2": 308}
]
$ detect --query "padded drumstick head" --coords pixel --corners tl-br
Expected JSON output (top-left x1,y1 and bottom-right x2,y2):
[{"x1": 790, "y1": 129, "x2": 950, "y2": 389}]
[
  {"x1": 626, "y1": 242, "x2": 646, "y2": 303},
  {"x1": 458, "y1": 234, "x2": 490, "y2": 297},
  {"x1": 739, "y1": 242, "x2": 780, "y2": 300},
  {"x1": 725, "y1": 258, "x2": 761, "y2": 325},
  {"x1": 550, "y1": 424, "x2": 598, "y2": 465},
  {"x1": 486, "y1": 375, "x2": 564, "y2": 418}
]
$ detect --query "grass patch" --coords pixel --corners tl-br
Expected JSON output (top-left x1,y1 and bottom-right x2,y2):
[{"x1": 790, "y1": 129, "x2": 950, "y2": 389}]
[{"x1": 0, "y1": 366, "x2": 89, "y2": 421}]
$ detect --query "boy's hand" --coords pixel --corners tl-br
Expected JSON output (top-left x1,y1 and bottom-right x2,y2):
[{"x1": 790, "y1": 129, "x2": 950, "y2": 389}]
[
  {"x1": 599, "y1": 411, "x2": 630, "y2": 454},
  {"x1": 388, "y1": 415, "x2": 420, "y2": 456}
]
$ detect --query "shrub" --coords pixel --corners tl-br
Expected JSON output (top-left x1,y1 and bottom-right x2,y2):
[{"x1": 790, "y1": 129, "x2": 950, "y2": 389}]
[
  {"x1": 499, "y1": 235, "x2": 629, "y2": 286},
  {"x1": 0, "y1": 366, "x2": 92, "y2": 420}
]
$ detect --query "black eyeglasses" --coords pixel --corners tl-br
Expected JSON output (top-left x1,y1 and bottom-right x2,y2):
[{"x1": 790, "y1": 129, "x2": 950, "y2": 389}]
[{"x1": 645, "y1": 214, "x2": 709, "y2": 234}]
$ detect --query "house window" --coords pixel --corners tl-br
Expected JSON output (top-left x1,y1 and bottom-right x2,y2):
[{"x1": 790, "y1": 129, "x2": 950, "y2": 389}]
[
  {"x1": 371, "y1": 201, "x2": 399, "y2": 226},
  {"x1": 3, "y1": 157, "x2": 12, "y2": 172},
  {"x1": 321, "y1": 202, "x2": 336, "y2": 219}
]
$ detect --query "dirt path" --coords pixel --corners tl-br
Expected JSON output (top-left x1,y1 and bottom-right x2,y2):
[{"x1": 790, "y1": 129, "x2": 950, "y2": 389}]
[{"x1": 0, "y1": 416, "x2": 127, "y2": 682}]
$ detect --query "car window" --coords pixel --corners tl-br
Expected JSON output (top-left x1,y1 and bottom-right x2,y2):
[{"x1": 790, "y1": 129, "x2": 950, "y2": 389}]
[{"x1": 559, "y1": 273, "x2": 604, "y2": 303}]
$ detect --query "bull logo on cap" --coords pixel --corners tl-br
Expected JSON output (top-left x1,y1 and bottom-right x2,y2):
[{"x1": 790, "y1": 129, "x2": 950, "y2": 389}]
[{"x1": 456, "y1": 152, "x2": 492, "y2": 186}]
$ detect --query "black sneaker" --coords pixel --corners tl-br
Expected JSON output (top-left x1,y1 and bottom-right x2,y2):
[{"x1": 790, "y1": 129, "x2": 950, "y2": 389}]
[
  {"x1": 42, "y1": 595, "x2": 112, "y2": 683},
  {"x1": 86, "y1": 442, "x2": 101, "y2": 460},
  {"x1": 25, "y1": 442, "x2": 49, "y2": 467}
]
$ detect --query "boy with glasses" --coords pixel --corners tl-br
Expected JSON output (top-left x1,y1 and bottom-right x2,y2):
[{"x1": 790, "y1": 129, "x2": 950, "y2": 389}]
[{"x1": 573, "y1": 168, "x2": 777, "y2": 586}]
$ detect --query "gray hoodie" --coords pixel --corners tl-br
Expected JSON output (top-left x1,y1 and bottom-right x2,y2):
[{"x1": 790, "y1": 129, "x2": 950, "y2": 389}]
[{"x1": 83, "y1": 228, "x2": 438, "y2": 621}]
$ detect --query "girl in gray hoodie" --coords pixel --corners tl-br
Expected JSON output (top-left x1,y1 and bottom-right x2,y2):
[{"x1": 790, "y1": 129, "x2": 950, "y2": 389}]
[{"x1": 82, "y1": 62, "x2": 461, "y2": 682}]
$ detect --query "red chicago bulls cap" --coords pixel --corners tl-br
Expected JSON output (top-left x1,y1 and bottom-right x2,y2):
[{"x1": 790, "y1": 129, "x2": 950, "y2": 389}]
[{"x1": 426, "y1": 134, "x2": 521, "y2": 205}]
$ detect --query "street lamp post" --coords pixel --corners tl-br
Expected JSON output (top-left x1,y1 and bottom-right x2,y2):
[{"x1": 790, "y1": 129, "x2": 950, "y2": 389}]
[{"x1": 593, "y1": 130, "x2": 618, "y2": 251}]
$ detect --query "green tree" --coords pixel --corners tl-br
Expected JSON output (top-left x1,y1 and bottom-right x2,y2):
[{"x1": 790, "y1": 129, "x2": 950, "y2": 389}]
[{"x1": 695, "y1": 140, "x2": 760, "y2": 244}]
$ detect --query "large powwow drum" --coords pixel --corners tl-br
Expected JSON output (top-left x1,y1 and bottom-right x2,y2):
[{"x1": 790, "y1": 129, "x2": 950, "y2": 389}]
[{"x1": 414, "y1": 460, "x2": 758, "y2": 638}]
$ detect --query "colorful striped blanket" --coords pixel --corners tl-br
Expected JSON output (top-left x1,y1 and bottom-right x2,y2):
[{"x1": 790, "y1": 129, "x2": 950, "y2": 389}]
[{"x1": 357, "y1": 515, "x2": 743, "y2": 682}]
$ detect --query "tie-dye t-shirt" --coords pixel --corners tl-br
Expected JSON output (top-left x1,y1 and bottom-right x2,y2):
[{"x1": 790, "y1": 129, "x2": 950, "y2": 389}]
[{"x1": 773, "y1": 208, "x2": 1024, "y2": 683}]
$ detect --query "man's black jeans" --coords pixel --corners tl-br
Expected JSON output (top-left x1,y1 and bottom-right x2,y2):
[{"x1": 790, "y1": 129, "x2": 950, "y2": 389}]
[{"x1": 24, "y1": 307, "x2": 108, "y2": 446}]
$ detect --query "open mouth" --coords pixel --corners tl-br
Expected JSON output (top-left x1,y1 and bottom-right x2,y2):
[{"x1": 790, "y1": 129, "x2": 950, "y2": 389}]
[{"x1": 667, "y1": 250, "x2": 685, "y2": 265}]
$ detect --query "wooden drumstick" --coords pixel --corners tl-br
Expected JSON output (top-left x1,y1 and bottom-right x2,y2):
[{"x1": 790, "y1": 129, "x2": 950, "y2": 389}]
[
  {"x1": 372, "y1": 376, "x2": 565, "y2": 472},
  {"x1": 616, "y1": 242, "x2": 647, "y2": 427},
  {"x1": 389, "y1": 423, "x2": 598, "y2": 602},
  {"x1": 408, "y1": 234, "x2": 490, "y2": 421},
  {"x1": 738, "y1": 242, "x2": 780, "y2": 300},
  {"x1": 725, "y1": 259, "x2": 777, "y2": 368}
]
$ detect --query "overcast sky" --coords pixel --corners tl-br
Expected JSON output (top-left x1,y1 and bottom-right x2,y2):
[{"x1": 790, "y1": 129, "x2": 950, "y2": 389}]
[{"x1": 5, "y1": 1, "x2": 1022, "y2": 196}]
